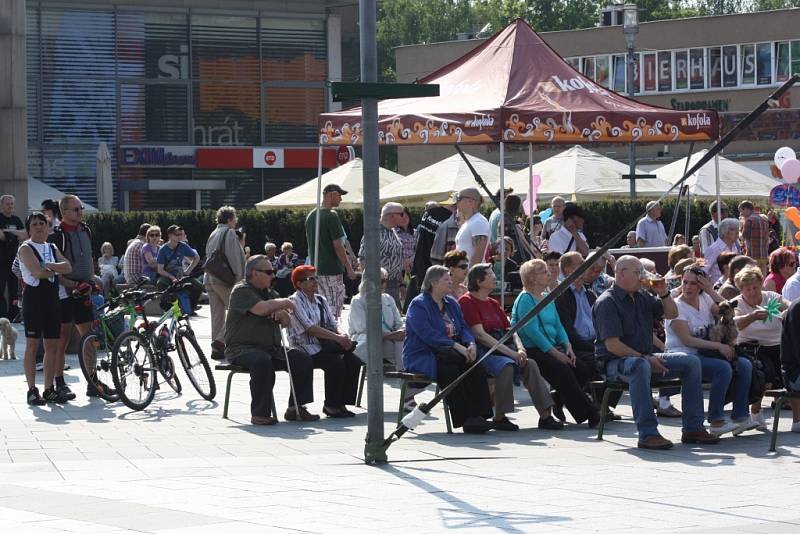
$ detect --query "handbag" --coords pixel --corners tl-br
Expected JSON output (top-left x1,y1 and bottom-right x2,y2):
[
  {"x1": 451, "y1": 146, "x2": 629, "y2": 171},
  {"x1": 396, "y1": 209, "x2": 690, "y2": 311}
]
[
  {"x1": 724, "y1": 353, "x2": 767, "y2": 405},
  {"x1": 202, "y1": 229, "x2": 236, "y2": 286}
]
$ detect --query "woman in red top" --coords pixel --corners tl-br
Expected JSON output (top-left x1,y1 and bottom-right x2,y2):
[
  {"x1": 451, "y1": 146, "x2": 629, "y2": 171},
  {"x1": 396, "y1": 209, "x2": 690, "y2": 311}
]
[
  {"x1": 458, "y1": 263, "x2": 563, "y2": 431},
  {"x1": 763, "y1": 247, "x2": 797, "y2": 294}
]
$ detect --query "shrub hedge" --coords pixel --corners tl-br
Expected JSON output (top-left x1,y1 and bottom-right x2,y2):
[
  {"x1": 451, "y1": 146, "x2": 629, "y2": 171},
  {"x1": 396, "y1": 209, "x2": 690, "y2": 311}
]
[{"x1": 84, "y1": 198, "x2": 741, "y2": 260}]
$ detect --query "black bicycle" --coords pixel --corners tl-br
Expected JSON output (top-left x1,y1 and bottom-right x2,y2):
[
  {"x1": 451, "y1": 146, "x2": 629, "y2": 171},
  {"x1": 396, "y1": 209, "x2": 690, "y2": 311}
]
[{"x1": 111, "y1": 280, "x2": 216, "y2": 411}]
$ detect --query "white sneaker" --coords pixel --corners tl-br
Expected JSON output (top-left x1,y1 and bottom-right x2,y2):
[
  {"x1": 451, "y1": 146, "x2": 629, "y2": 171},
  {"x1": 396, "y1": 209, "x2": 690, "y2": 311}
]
[
  {"x1": 35, "y1": 362, "x2": 44, "y2": 372},
  {"x1": 709, "y1": 420, "x2": 739, "y2": 436},
  {"x1": 751, "y1": 412, "x2": 768, "y2": 431},
  {"x1": 791, "y1": 421, "x2": 800, "y2": 433},
  {"x1": 731, "y1": 417, "x2": 760, "y2": 436}
]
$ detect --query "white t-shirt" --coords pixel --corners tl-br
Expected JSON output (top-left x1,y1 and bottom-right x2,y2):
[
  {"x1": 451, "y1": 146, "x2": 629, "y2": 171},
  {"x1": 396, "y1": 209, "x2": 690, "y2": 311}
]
[
  {"x1": 665, "y1": 293, "x2": 715, "y2": 356},
  {"x1": 733, "y1": 290, "x2": 784, "y2": 346},
  {"x1": 455, "y1": 212, "x2": 490, "y2": 265},
  {"x1": 19, "y1": 240, "x2": 68, "y2": 299},
  {"x1": 547, "y1": 225, "x2": 587, "y2": 254},
  {"x1": 783, "y1": 271, "x2": 800, "y2": 303}
]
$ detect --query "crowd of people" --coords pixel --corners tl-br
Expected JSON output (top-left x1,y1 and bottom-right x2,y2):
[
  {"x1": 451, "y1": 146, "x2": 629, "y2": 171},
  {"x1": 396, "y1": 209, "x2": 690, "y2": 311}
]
[{"x1": 3, "y1": 188, "x2": 800, "y2": 452}]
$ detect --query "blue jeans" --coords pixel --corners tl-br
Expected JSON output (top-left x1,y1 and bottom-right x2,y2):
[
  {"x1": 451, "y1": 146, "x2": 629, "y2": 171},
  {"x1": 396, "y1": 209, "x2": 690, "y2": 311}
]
[
  {"x1": 700, "y1": 355, "x2": 751, "y2": 423},
  {"x1": 605, "y1": 352, "x2": 704, "y2": 440}
]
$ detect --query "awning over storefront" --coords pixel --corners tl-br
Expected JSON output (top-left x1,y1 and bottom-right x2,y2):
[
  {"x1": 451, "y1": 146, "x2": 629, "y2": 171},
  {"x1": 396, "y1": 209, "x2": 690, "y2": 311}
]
[{"x1": 319, "y1": 19, "x2": 719, "y2": 146}]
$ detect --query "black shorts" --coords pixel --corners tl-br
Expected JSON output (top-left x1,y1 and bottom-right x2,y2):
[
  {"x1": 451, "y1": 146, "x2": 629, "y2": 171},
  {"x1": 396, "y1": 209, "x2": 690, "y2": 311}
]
[
  {"x1": 23, "y1": 288, "x2": 61, "y2": 339},
  {"x1": 60, "y1": 295, "x2": 94, "y2": 325}
]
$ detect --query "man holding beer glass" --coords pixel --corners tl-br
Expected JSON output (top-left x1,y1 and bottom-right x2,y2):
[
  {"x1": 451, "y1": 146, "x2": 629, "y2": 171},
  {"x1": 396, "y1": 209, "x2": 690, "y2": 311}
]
[{"x1": 592, "y1": 256, "x2": 721, "y2": 450}]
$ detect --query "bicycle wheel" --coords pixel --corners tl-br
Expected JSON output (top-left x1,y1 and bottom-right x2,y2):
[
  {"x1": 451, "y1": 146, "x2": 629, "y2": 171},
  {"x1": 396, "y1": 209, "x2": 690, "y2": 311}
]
[
  {"x1": 175, "y1": 330, "x2": 216, "y2": 400},
  {"x1": 157, "y1": 351, "x2": 182, "y2": 394},
  {"x1": 111, "y1": 330, "x2": 157, "y2": 411},
  {"x1": 78, "y1": 330, "x2": 120, "y2": 403}
]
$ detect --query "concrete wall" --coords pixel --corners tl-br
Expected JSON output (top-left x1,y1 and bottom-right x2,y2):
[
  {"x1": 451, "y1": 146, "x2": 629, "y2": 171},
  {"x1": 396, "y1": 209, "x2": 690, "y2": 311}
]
[{"x1": 0, "y1": 0, "x2": 27, "y2": 215}]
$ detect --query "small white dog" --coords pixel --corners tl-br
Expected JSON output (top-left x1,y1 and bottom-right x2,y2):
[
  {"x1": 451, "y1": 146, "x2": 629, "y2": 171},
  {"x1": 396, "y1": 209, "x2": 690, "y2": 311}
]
[{"x1": 0, "y1": 317, "x2": 17, "y2": 360}]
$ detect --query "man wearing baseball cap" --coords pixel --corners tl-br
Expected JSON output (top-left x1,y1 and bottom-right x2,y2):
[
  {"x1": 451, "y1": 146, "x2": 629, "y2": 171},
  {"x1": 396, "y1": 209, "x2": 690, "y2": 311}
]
[
  {"x1": 305, "y1": 183, "x2": 356, "y2": 319},
  {"x1": 636, "y1": 201, "x2": 668, "y2": 248}
]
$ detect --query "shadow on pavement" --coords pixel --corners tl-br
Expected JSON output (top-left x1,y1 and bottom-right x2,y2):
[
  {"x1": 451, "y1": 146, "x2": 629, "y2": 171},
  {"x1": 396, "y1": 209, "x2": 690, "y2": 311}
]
[{"x1": 381, "y1": 464, "x2": 572, "y2": 532}]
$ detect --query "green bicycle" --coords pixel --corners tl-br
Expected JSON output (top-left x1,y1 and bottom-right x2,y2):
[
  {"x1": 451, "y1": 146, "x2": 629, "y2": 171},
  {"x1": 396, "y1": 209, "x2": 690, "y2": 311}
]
[
  {"x1": 111, "y1": 280, "x2": 216, "y2": 411},
  {"x1": 78, "y1": 280, "x2": 149, "y2": 403}
]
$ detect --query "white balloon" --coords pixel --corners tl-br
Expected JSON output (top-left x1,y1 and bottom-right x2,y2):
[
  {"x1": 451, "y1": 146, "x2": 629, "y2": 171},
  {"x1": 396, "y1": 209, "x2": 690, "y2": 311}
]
[{"x1": 775, "y1": 146, "x2": 796, "y2": 168}]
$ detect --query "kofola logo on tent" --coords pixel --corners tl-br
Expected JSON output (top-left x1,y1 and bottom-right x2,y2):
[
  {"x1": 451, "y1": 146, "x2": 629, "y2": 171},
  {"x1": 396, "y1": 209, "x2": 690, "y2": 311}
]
[
  {"x1": 465, "y1": 115, "x2": 494, "y2": 130},
  {"x1": 680, "y1": 113, "x2": 712, "y2": 129},
  {"x1": 544, "y1": 75, "x2": 610, "y2": 96}
]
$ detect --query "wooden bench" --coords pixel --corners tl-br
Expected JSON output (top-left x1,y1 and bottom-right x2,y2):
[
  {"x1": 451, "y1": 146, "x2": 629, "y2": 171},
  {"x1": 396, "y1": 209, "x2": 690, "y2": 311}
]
[
  {"x1": 590, "y1": 378, "x2": 683, "y2": 440},
  {"x1": 385, "y1": 371, "x2": 452, "y2": 434},
  {"x1": 215, "y1": 364, "x2": 277, "y2": 420},
  {"x1": 764, "y1": 389, "x2": 800, "y2": 452}
]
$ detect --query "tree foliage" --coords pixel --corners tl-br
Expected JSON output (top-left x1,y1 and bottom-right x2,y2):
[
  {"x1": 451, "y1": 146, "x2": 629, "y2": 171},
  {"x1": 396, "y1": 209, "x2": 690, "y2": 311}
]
[{"x1": 376, "y1": 0, "x2": 800, "y2": 81}]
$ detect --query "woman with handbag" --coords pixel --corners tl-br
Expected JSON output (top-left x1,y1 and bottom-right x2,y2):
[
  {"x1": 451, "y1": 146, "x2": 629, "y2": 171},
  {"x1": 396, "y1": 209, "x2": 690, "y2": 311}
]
[
  {"x1": 664, "y1": 265, "x2": 758, "y2": 436},
  {"x1": 287, "y1": 265, "x2": 361, "y2": 418},
  {"x1": 733, "y1": 267, "x2": 791, "y2": 430},
  {"x1": 403, "y1": 265, "x2": 494, "y2": 434},
  {"x1": 459, "y1": 263, "x2": 563, "y2": 431},
  {"x1": 204, "y1": 207, "x2": 246, "y2": 361},
  {"x1": 511, "y1": 259, "x2": 600, "y2": 427}
]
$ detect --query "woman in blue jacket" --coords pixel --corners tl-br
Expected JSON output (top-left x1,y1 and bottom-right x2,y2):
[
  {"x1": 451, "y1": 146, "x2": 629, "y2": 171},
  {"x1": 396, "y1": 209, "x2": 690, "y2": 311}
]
[
  {"x1": 512, "y1": 259, "x2": 599, "y2": 427},
  {"x1": 403, "y1": 265, "x2": 493, "y2": 434}
]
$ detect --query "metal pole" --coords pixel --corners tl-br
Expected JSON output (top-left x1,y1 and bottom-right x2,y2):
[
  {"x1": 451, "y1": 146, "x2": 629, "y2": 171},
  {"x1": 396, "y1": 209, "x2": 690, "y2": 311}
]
[
  {"x1": 499, "y1": 142, "x2": 505, "y2": 310},
  {"x1": 313, "y1": 145, "x2": 324, "y2": 268},
  {"x1": 715, "y1": 154, "x2": 722, "y2": 223},
  {"x1": 528, "y1": 143, "x2": 534, "y2": 242},
  {"x1": 627, "y1": 45, "x2": 636, "y2": 200},
  {"x1": 360, "y1": 0, "x2": 386, "y2": 464}
]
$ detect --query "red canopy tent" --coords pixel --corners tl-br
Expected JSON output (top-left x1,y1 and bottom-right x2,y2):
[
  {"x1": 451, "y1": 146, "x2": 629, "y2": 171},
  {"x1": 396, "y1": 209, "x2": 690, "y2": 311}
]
[{"x1": 319, "y1": 18, "x2": 719, "y2": 146}]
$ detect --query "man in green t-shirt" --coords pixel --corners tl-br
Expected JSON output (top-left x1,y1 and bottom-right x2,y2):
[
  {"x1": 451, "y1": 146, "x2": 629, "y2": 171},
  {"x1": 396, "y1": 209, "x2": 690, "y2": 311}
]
[
  {"x1": 224, "y1": 255, "x2": 318, "y2": 425},
  {"x1": 305, "y1": 183, "x2": 356, "y2": 319}
]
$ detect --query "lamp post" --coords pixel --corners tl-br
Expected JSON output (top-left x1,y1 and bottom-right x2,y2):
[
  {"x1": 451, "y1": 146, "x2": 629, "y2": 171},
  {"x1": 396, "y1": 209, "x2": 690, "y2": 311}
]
[{"x1": 623, "y1": 3, "x2": 639, "y2": 200}]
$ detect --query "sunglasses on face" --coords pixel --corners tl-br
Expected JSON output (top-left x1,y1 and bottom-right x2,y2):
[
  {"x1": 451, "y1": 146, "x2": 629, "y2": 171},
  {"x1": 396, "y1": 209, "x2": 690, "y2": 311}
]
[
  {"x1": 456, "y1": 263, "x2": 468, "y2": 269},
  {"x1": 66, "y1": 205, "x2": 85, "y2": 212},
  {"x1": 301, "y1": 276, "x2": 317, "y2": 283},
  {"x1": 255, "y1": 268, "x2": 274, "y2": 275}
]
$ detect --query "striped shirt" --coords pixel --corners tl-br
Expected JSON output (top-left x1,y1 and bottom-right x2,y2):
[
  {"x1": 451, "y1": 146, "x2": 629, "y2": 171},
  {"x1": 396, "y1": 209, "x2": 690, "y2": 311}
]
[
  {"x1": 287, "y1": 290, "x2": 339, "y2": 356},
  {"x1": 359, "y1": 225, "x2": 404, "y2": 281},
  {"x1": 123, "y1": 238, "x2": 145, "y2": 284}
]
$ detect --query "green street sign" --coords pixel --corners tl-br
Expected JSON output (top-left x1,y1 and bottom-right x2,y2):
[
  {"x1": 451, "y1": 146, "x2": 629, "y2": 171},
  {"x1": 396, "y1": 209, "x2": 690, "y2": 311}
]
[{"x1": 330, "y1": 82, "x2": 440, "y2": 102}]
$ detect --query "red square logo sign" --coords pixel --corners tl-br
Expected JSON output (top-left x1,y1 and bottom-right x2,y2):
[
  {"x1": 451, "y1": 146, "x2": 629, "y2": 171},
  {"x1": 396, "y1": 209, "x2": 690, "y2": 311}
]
[{"x1": 253, "y1": 148, "x2": 285, "y2": 168}]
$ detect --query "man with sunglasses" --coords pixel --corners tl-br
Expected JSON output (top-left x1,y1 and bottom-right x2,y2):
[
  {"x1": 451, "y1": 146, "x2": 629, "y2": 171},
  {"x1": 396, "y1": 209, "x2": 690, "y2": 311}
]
[
  {"x1": 49, "y1": 195, "x2": 94, "y2": 399},
  {"x1": 358, "y1": 202, "x2": 405, "y2": 306},
  {"x1": 225, "y1": 255, "x2": 317, "y2": 425}
]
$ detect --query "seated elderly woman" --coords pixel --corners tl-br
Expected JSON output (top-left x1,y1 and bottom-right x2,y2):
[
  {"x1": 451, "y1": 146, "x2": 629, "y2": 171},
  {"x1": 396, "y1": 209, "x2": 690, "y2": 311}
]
[
  {"x1": 733, "y1": 266, "x2": 792, "y2": 429},
  {"x1": 511, "y1": 259, "x2": 600, "y2": 427},
  {"x1": 780, "y1": 300, "x2": 800, "y2": 433},
  {"x1": 287, "y1": 265, "x2": 362, "y2": 418},
  {"x1": 459, "y1": 264, "x2": 563, "y2": 431},
  {"x1": 665, "y1": 265, "x2": 757, "y2": 436},
  {"x1": 443, "y1": 250, "x2": 469, "y2": 299},
  {"x1": 404, "y1": 265, "x2": 494, "y2": 434},
  {"x1": 348, "y1": 268, "x2": 404, "y2": 370},
  {"x1": 718, "y1": 255, "x2": 757, "y2": 300},
  {"x1": 763, "y1": 247, "x2": 797, "y2": 293}
]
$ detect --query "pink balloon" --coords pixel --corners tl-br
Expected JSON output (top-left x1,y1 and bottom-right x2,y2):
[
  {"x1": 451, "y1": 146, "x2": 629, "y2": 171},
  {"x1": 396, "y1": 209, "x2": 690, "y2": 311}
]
[{"x1": 781, "y1": 159, "x2": 800, "y2": 184}]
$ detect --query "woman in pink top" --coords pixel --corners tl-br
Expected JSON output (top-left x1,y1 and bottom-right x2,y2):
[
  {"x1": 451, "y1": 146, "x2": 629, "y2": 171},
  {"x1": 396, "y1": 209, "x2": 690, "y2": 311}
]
[{"x1": 763, "y1": 247, "x2": 797, "y2": 293}]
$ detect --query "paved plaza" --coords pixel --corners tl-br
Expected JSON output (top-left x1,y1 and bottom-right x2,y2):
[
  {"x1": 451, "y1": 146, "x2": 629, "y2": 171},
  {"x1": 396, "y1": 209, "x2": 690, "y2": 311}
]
[{"x1": 0, "y1": 304, "x2": 799, "y2": 533}]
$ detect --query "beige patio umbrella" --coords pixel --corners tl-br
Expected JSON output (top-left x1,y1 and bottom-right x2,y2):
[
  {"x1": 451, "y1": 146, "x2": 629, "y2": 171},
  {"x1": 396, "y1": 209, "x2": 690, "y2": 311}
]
[
  {"x1": 379, "y1": 153, "x2": 501, "y2": 206},
  {"x1": 96, "y1": 142, "x2": 113, "y2": 211},
  {"x1": 255, "y1": 158, "x2": 405, "y2": 210}
]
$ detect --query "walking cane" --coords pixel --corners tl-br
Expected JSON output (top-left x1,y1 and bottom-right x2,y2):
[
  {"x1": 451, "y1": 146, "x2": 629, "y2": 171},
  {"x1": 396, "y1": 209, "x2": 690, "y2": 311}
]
[{"x1": 280, "y1": 326, "x2": 301, "y2": 417}]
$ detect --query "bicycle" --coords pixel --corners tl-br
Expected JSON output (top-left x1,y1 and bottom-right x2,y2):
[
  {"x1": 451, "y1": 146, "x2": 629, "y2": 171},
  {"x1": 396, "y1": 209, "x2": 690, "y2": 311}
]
[
  {"x1": 111, "y1": 279, "x2": 216, "y2": 411},
  {"x1": 78, "y1": 279, "x2": 149, "y2": 403}
]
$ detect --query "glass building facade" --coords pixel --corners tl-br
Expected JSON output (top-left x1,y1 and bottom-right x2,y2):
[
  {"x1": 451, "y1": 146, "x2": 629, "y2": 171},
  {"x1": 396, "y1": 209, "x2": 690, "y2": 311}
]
[{"x1": 26, "y1": 3, "x2": 331, "y2": 210}]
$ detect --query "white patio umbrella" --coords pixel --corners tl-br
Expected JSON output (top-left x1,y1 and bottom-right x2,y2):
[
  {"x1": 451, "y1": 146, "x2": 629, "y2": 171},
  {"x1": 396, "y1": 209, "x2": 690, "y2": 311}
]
[
  {"x1": 96, "y1": 142, "x2": 113, "y2": 211},
  {"x1": 654, "y1": 149, "x2": 778, "y2": 198},
  {"x1": 379, "y1": 153, "x2": 502, "y2": 206},
  {"x1": 506, "y1": 145, "x2": 673, "y2": 202},
  {"x1": 255, "y1": 158, "x2": 404, "y2": 210},
  {"x1": 27, "y1": 178, "x2": 97, "y2": 213}
]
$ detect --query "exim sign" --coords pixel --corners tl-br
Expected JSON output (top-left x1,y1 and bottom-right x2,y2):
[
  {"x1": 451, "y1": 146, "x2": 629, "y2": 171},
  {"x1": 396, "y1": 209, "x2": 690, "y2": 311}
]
[{"x1": 120, "y1": 146, "x2": 197, "y2": 168}]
